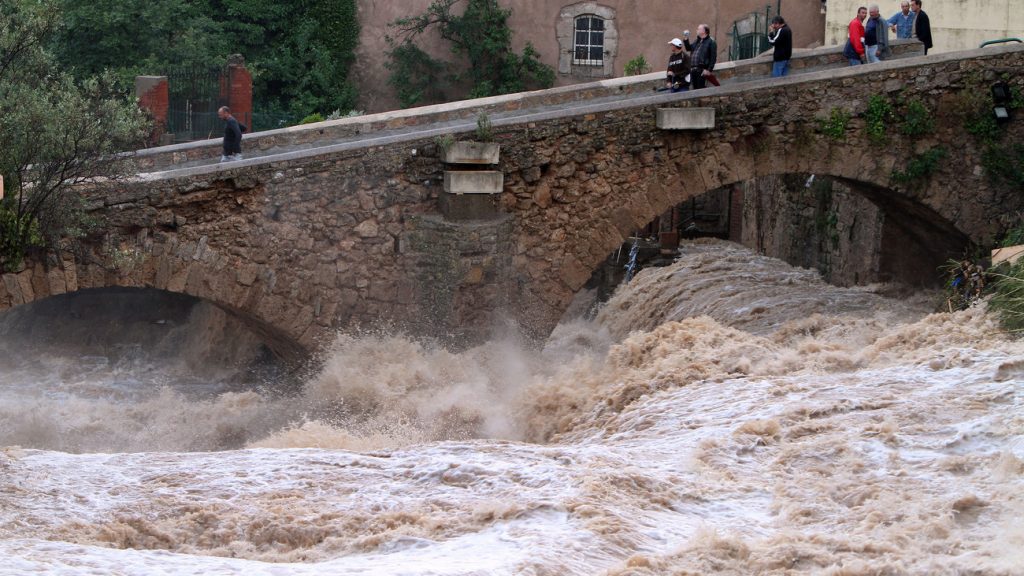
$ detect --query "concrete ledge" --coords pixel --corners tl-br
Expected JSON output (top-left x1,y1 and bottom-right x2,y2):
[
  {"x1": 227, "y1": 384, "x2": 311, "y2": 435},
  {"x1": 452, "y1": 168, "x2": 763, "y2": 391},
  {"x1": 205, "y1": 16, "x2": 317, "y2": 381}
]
[
  {"x1": 442, "y1": 141, "x2": 500, "y2": 164},
  {"x1": 443, "y1": 171, "x2": 504, "y2": 194},
  {"x1": 656, "y1": 107, "x2": 715, "y2": 130}
]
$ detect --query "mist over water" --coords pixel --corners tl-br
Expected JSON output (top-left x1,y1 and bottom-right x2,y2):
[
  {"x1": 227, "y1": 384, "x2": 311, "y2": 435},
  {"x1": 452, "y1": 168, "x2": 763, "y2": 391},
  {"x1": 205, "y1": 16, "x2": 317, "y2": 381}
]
[{"x1": 1, "y1": 240, "x2": 1022, "y2": 575}]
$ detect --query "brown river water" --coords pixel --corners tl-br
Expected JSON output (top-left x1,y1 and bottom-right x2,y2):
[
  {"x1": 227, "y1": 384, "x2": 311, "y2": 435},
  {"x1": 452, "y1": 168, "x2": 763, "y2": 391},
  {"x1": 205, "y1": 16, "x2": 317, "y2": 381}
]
[{"x1": 1, "y1": 239, "x2": 1021, "y2": 575}]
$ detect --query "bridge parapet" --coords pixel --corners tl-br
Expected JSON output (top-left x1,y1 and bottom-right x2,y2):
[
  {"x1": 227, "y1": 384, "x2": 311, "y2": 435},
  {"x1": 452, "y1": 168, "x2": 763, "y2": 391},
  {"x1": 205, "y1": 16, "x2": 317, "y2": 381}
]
[{"x1": 132, "y1": 41, "x2": 924, "y2": 173}]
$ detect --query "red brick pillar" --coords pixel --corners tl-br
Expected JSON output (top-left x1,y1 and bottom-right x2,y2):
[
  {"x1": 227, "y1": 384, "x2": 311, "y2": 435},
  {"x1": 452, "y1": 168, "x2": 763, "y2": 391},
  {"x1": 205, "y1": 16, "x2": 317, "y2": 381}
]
[
  {"x1": 135, "y1": 76, "x2": 169, "y2": 146},
  {"x1": 222, "y1": 55, "x2": 253, "y2": 132}
]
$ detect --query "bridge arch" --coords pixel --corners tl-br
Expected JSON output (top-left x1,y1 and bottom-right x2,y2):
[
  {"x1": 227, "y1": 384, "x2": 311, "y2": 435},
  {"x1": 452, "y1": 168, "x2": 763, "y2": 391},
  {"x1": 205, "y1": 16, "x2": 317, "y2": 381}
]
[{"x1": 0, "y1": 44, "x2": 1020, "y2": 353}]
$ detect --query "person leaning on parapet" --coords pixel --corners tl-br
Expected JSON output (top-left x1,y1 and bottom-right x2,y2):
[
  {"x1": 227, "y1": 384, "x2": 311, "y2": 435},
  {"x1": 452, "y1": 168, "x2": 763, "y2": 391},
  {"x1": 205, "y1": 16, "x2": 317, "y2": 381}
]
[
  {"x1": 865, "y1": 5, "x2": 891, "y2": 62},
  {"x1": 218, "y1": 106, "x2": 243, "y2": 162},
  {"x1": 887, "y1": 1, "x2": 915, "y2": 39},
  {"x1": 844, "y1": 6, "x2": 868, "y2": 66},
  {"x1": 768, "y1": 15, "x2": 792, "y2": 77},
  {"x1": 666, "y1": 37, "x2": 690, "y2": 92},
  {"x1": 911, "y1": 0, "x2": 932, "y2": 55},
  {"x1": 688, "y1": 24, "x2": 718, "y2": 89}
]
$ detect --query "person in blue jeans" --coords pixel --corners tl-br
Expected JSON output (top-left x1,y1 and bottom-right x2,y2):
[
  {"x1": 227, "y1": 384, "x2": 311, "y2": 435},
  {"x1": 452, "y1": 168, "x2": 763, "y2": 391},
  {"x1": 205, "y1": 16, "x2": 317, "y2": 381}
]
[
  {"x1": 864, "y1": 5, "x2": 888, "y2": 63},
  {"x1": 844, "y1": 6, "x2": 868, "y2": 66},
  {"x1": 768, "y1": 15, "x2": 792, "y2": 77}
]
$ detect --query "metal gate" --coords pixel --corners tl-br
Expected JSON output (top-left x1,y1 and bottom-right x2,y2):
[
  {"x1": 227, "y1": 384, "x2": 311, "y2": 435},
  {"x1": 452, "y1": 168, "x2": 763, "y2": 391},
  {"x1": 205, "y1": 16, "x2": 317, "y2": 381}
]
[
  {"x1": 164, "y1": 65, "x2": 226, "y2": 143},
  {"x1": 728, "y1": 4, "x2": 777, "y2": 61}
]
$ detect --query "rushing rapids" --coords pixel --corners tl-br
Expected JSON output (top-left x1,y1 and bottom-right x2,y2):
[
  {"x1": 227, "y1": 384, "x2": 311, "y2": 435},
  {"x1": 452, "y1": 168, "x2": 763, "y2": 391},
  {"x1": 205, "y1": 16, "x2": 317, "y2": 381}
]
[{"x1": 1, "y1": 239, "x2": 1021, "y2": 575}]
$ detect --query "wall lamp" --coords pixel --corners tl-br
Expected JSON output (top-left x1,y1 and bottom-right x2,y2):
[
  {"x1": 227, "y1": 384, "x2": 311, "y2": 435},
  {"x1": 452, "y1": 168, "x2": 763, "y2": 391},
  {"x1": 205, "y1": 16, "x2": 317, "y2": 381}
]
[{"x1": 992, "y1": 81, "x2": 1011, "y2": 123}]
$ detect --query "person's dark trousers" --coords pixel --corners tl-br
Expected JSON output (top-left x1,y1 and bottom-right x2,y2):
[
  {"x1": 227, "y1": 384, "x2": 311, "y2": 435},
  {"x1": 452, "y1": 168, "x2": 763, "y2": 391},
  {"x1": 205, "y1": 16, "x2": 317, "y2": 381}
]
[{"x1": 691, "y1": 68, "x2": 707, "y2": 89}]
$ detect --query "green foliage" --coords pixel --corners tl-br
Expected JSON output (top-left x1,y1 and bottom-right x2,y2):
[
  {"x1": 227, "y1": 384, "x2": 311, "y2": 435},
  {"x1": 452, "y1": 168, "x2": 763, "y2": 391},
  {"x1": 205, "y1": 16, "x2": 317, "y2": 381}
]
[
  {"x1": 891, "y1": 147, "x2": 947, "y2": 185},
  {"x1": 387, "y1": 0, "x2": 555, "y2": 107},
  {"x1": 475, "y1": 111, "x2": 493, "y2": 142},
  {"x1": 1001, "y1": 220, "x2": 1024, "y2": 248},
  {"x1": 899, "y1": 99, "x2": 934, "y2": 137},
  {"x1": 300, "y1": 113, "x2": 325, "y2": 124},
  {"x1": 954, "y1": 75, "x2": 1024, "y2": 186},
  {"x1": 865, "y1": 95, "x2": 894, "y2": 145},
  {"x1": 818, "y1": 108, "x2": 851, "y2": 140},
  {"x1": 956, "y1": 79, "x2": 1002, "y2": 145},
  {"x1": 1, "y1": 0, "x2": 149, "y2": 272},
  {"x1": 386, "y1": 41, "x2": 447, "y2": 109},
  {"x1": 988, "y1": 262, "x2": 1024, "y2": 333},
  {"x1": 50, "y1": 0, "x2": 361, "y2": 122},
  {"x1": 982, "y1": 143, "x2": 1024, "y2": 189},
  {"x1": 434, "y1": 133, "x2": 455, "y2": 153},
  {"x1": 624, "y1": 55, "x2": 651, "y2": 76},
  {"x1": 0, "y1": 204, "x2": 44, "y2": 271}
]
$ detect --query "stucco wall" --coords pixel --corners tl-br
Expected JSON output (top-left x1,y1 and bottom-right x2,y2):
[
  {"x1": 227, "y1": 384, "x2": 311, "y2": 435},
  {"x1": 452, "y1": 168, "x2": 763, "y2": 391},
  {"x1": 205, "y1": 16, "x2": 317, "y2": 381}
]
[
  {"x1": 824, "y1": 0, "x2": 1024, "y2": 53},
  {"x1": 352, "y1": 0, "x2": 826, "y2": 113}
]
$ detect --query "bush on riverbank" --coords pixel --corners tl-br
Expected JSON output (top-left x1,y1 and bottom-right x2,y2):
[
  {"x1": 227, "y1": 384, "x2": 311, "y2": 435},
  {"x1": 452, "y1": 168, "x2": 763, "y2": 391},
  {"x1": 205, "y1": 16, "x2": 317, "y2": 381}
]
[
  {"x1": 988, "y1": 222, "x2": 1024, "y2": 334},
  {"x1": 989, "y1": 262, "x2": 1024, "y2": 333}
]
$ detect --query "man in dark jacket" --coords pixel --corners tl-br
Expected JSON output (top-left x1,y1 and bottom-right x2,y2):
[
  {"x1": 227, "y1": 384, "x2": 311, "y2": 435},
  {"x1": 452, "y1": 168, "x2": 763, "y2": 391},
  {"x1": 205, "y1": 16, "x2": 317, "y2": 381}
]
[
  {"x1": 688, "y1": 24, "x2": 717, "y2": 89},
  {"x1": 768, "y1": 15, "x2": 792, "y2": 77},
  {"x1": 218, "y1": 106, "x2": 243, "y2": 162},
  {"x1": 911, "y1": 0, "x2": 932, "y2": 54}
]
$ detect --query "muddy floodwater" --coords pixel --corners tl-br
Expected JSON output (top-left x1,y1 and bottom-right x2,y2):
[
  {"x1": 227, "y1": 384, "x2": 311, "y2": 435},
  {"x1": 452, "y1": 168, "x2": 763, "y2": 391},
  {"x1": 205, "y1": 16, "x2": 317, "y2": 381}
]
[{"x1": 2, "y1": 239, "x2": 1022, "y2": 575}]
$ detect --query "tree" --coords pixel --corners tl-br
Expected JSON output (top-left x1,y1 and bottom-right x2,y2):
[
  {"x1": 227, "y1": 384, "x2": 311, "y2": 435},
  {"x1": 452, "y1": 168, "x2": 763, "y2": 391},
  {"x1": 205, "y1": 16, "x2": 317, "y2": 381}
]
[
  {"x1": 50, "y1": 0, "x2": 361, "y2": 122},
  {"x1": 387, "y1": 0, "x2": 554, "y2": 107},
  {"x1": 0, "y1": 0, "x2": 150, "y2": 272}
]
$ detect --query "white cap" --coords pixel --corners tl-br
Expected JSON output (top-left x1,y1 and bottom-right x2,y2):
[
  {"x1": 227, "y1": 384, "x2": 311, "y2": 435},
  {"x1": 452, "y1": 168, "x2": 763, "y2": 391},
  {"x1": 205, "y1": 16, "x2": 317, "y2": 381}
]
[{"x1": 669, "y1": 38, "x2": 683, "y2": 47}]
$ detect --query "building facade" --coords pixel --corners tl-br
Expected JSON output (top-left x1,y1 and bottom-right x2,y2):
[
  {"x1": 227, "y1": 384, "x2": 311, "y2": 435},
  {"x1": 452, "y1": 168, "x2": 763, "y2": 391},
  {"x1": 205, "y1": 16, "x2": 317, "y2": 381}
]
[
  {"x1": 824, "y1": 0, "x2": 1024, "y2": 54},
  {"x1": 352, "y1": 0, "x2": 826, "y2": 113}
]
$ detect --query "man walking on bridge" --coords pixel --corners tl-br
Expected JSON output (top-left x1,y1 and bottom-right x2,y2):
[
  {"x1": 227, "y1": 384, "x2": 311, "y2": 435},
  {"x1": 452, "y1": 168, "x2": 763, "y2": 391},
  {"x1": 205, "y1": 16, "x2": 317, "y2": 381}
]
[{"x1": 218, "y1": 106, "x2": 244, "y2": 163}]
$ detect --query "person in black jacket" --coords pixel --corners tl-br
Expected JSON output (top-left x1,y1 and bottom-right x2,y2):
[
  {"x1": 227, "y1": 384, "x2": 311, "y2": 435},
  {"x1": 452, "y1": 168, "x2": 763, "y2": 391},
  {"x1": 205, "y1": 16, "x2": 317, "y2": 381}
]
[
  {"x1": 665, "y1": 37, "x2": 690, "y2": 92},
  {"x1": 688, "y1": 24, "x2": 717, "y2": 89},
  {"x1": 218, "y1": 106, "x2": 243, "y2": 162},
  {"x1": 768, "y1": 15, "x2": 792, "y2": 77},
  {"x1": 910, "y1": 0, "x2": 932, "y2": 54}
]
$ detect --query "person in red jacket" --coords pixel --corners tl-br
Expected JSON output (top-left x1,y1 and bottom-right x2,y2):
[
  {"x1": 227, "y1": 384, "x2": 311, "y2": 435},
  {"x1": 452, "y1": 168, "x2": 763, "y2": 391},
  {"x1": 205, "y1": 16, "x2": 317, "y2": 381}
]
[{"x1": 843, "y1": 6, "x2": 868, "y2": 66}]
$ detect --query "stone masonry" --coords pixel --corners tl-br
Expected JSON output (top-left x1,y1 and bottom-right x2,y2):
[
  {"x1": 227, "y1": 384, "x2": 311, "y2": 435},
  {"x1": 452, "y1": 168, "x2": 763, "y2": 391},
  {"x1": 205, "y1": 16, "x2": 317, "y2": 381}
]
[{"x1": 2, "y1": 44, "x2": 1022, "y2": 360}]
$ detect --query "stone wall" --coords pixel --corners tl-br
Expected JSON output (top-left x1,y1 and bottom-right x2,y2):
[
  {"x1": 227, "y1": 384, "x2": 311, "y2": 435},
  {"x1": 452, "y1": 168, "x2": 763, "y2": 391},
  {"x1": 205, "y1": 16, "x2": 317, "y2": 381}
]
[
  {"x1": 740, "y1": 175, "x2": 885, "y2": 286},
  {"x1": 2, "y1": 44, "x2": 1021, "y2": 358}
]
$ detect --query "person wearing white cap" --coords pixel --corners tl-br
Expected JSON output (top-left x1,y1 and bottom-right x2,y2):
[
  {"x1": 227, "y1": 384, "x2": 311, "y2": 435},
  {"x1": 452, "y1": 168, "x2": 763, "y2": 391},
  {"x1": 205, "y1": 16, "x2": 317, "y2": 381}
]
[{"x1": 665, "y1": 37, "x2": 690, "y2": 92}]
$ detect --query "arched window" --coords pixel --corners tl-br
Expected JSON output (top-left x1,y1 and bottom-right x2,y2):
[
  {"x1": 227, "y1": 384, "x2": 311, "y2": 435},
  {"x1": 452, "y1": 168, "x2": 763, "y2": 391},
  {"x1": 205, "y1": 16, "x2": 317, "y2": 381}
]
[
  {"x1": 573, "y1": 15, "x2": 605, "y2": 66},
  {"x1": 557, "y1": 3, "x2": 616, "y2": 78}
]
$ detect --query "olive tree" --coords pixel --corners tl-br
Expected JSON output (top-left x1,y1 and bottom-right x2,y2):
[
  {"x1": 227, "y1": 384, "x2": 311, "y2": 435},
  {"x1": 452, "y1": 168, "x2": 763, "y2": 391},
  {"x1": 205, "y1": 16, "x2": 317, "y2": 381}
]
[{"x1": 0, "y1": 0, "x2": 149, "y2": 272}]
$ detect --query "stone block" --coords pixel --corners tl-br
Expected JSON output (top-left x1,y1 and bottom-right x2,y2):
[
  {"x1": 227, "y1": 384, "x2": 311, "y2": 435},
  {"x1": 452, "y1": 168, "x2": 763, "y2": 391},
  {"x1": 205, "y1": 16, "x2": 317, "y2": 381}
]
[
  {"x1": 656, "y1": 107, "x2": 716, "y2": 130},
  {"x1": 442, "y1": 141, "x2": 500, "y2": 165},
  {"x1": 439, "y1": 192, "x2": 500, "y2": 221},
  {"x1": 443, "y1": 171, "x2": 503, "y2": 194}
]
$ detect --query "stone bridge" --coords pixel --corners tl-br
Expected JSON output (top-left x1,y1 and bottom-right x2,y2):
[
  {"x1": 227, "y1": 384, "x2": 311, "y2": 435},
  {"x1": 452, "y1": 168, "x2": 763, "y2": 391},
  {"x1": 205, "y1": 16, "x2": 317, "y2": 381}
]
[{"x1": 3, "y1": 43, "x2": 1023, "y2": 360}]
